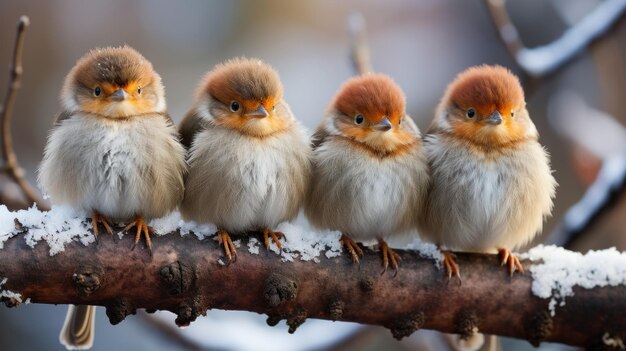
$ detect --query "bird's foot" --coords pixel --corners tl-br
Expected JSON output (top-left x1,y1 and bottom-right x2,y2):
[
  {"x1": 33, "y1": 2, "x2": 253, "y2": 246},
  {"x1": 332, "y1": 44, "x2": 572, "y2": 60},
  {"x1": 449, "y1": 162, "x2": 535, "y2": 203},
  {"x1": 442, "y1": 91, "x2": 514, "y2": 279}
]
[
  {"x1": 378, "y1": 239, "x2": 401, "y2": 277},
  {"x1": 261, "y1": 228, "x2": 284, "y2": 252},
  {"x1": 442, "y1": 250, "x2": 461, "y2": 282},
  {"x1": 123, "y1": 215, "x2": 154, "y2": 253},
  {"x1": 498, "y1": 248, "x2": 524, "y2": 276},
  {"x1": 340, "y1": 234, "x2": 363, "y2": 264},
  {"x1": 90, "y1": 211, "x2": 113, "y2": 241},
  {"x1": 217, "y1": 229, "x2": 237, "y2": 263}
]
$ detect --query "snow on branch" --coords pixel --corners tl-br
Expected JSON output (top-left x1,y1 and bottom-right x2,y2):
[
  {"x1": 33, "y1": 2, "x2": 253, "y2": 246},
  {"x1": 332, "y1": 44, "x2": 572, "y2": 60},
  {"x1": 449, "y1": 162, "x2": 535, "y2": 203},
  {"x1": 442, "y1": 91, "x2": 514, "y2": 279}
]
[
  {"x1": 0, "y1": 206, "x2": 625, "y2": 348},
  {"x1": 484, "y1": 0, "x2": 626, "y2": 78}
]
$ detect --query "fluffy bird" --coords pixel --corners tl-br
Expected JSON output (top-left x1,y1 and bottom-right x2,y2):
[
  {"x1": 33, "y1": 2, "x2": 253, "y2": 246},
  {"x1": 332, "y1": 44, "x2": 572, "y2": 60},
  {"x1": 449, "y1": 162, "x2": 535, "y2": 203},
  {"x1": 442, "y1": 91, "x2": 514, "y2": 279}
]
[
  {"x1": 179, "y1": 57, "x2": 311, "y2": 262},
  {"x1": 305, "y1": 74, "x2": 430, "y2": 274},
  {"x1": 38, "y1": 46, "x2": 186, "y2": 349},
  {"x1": 421, "y1": 65, "x2": 556, "y2": 279}
]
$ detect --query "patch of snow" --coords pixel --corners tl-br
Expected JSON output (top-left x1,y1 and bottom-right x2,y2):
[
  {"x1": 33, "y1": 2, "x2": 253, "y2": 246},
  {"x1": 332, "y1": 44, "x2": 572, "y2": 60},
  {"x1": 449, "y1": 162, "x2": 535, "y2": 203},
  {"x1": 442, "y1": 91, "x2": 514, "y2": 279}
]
[
  {"x1": 248, "y1": 237, "x2": 260, "y2": 255},
  {"x1": 274, "y1": 222, "x2": 342, "y2": 263},
  {"x1": 521, "y1": 245, "x2": 626, "y2": 316},
  {"x1": 0, "y1": 277, "x2": 23, "y2": 304}
]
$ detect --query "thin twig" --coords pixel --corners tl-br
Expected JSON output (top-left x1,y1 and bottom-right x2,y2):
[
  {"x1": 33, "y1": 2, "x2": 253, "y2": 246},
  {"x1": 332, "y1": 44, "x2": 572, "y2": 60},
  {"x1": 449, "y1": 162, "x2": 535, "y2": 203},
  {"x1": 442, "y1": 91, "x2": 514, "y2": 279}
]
[
  {"x1": 0, "y1": 16, "x2": 49, "y2": 210},
  {"x1": 347, "y1": 13, "x2": 372, "y2": 75},
  {"x1": 484, "y1": 0, "x2": 626, "y2": 78}
]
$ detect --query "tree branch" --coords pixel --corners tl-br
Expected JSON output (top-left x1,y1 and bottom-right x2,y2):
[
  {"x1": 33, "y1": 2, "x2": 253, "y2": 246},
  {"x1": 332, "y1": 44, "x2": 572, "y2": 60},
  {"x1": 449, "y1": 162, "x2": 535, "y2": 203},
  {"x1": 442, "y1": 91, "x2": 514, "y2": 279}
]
[
  {"x1": 347, "y1": 13, "x2": 372, "y2": 75},
  {"x1": 0, "y1": 16, "x2": 49, "y2": 210},
  {"x1": 484, "y1": 0, "x2": 626, "y2": 78},
  {"x1": 0, "y1": 230, "x2": 624, "y2": 349}
]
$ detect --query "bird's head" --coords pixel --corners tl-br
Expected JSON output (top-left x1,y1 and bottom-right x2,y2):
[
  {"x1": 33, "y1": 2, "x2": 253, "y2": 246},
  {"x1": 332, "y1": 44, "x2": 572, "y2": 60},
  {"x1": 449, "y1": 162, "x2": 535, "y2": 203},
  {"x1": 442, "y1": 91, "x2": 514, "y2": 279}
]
[
  {"x1": 328, "y1": 73, "x2": 417, "y2": 155},
  {"x1": 61, "y1": 46, "x2": 165, "y2": 119},
  {"x1": 433, "y1": 65, "x2": 536, "y2": 147},
  {"x1": 197, "y1": 57, "x2": 289, "y2": 138}
]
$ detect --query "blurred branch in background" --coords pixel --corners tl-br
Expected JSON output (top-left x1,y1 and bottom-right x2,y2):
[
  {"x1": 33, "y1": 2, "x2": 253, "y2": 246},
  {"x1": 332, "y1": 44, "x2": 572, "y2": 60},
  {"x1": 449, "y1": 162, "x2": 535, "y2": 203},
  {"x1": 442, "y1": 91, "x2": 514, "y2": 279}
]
[
  {"x1": 0, "y1": 232, "x2": 624, "y2": 349},
  {"x1": 347, "y1": 13, "x2": 372, "y2": 75},
  {"x1": 484, "y1": 0, "x2": 626, "y2": 79},
  {"x1": 0, "y1": 16, "x2": 48, "y2": 211}
]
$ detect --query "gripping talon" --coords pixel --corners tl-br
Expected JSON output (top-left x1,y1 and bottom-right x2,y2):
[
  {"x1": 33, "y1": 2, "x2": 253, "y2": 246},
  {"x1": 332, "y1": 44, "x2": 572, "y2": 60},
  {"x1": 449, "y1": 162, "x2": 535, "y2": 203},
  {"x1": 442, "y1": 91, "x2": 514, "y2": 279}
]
[
  {"x1": 123, "y1": 215, "x2": 153, "y2": 253},
  {"x1": 379, "y1": 239, "x2": 400, "y2": 276},
  {"x1": 91, "y1": 211, "x2": 113, "y2": 241},
  {"x1": 340, "y1": 234, "x2": 363, "y2": 264},
  {"x1": 498, "y1": 248, "x2": 524, "y2": 276},
  {"x1": 261, "y1": 229, "x2": 284, "y2": 252},
  {"x1": 218, "y1": 229, "x2": 237, "y2": 263},
  {"x1": 442, "y1": 251, "x2": 461, "y2": 282}
]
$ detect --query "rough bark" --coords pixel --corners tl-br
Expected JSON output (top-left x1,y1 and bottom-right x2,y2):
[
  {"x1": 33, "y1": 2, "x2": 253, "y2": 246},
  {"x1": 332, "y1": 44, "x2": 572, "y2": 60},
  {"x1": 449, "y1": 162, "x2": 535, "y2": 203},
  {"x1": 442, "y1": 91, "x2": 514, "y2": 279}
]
[{"x1": 0, "y1": 231, "x2": 624, "y2": 349}]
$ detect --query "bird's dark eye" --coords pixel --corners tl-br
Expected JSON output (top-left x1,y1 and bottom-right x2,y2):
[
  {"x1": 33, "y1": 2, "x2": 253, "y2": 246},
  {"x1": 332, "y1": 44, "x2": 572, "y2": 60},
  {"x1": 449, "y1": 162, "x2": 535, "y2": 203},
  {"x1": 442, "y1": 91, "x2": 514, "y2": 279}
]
[
  {"x1": 230, "y1": 101, "x2": 240, "y2": 112},
  {"x1": 94, "y1": 86, "x2": 101, "y2": 97},
  {"x1": 466, "y1": 108, "x2": 475, "y2": 118},
  {"x1": 511, "y1": 111, "x2": 515, "y2": 117},
  {"x1": 355, "y1": 114, "x2": 364, "y2": 124},
  {"x1": 272, "y1": 105, "x2": 276, "y2": 111},
  {"x1": 137, "y1": 87, "x2": 142, "y2": 95}
]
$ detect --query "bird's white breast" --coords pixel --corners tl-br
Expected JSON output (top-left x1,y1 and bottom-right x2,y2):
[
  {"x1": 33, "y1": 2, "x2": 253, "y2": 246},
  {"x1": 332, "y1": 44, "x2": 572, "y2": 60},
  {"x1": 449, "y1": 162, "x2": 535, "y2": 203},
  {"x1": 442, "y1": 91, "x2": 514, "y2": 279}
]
[
  {"x1": 38, "y1": 114, "x2": 186, "y2": 221},
  {"x1": 180, "y1": 123, "x2": 311, "y2": 232},
  {"x1": 306, "y1": 138, "x2": 429, "y2": 241},
  {"x1": 422, "y1": 135, "x2": 556, "y2": 252}
]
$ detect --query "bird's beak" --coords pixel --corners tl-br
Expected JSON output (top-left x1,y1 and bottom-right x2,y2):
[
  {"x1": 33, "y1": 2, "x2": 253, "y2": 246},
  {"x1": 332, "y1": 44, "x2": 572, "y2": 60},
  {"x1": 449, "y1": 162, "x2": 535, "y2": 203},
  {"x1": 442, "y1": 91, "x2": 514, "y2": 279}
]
[
  {"x1": 373, "y1": 116, "x2": 392, "y2": 131},
  {"x1": 246, "y1": 105, "x2": 270, "y2": 118},
  {"x1": 486, "y1": 111, "x2": 503, "y2": 125},
  {"x1": 110, "y1": 89, "x2": 129, "y2": 101}
]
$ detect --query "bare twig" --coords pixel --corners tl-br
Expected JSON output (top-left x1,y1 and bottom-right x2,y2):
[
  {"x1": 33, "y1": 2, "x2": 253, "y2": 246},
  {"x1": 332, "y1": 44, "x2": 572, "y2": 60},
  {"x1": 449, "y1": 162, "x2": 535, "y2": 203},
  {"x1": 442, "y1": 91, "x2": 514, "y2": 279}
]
[
  {"x1": 347, "y1": 13, "x2": 373, "y2": 75},
  {"x1": 484, "y1": 0, "x2": 626, "y2": 78},
  {"x1": 0, "y1": 16, "x2": 48, "y2": 210},
  {"x1": 0, "y1": 231, "x2": 624, "y2": 348}
]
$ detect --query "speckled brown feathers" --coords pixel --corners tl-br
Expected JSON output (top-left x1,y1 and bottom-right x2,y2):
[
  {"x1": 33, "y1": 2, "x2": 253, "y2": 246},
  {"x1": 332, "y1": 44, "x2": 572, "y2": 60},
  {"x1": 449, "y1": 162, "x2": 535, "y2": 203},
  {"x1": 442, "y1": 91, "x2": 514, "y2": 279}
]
[
  {"x1": 202, "y1": 57, "x2": 283, "y2": 108},
  {"x1": 446, "y1": 65, "x2": 524, "y2": 116},
  {"x1": 333, "y1": 73, "x2": 405, "y2": 124}
]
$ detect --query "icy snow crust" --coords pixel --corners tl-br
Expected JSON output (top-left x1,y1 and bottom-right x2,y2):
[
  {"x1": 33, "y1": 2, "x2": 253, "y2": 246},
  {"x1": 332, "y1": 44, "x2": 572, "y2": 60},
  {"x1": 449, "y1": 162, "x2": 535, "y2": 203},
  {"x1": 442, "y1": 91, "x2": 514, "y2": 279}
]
[
  {"x1": 521, "y1": 245, "x2": 626, "y2": 316},
  {"x1": 0, "y1": 205, "x2": 439, "y2": 263}
]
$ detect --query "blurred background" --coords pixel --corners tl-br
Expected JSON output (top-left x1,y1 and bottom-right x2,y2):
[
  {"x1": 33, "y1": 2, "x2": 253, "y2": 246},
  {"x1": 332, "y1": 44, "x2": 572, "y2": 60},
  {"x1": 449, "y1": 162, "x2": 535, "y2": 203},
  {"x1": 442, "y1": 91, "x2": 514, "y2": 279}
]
[{"x1": 0, "y1": 0, "x2": 625, "y2": 350}]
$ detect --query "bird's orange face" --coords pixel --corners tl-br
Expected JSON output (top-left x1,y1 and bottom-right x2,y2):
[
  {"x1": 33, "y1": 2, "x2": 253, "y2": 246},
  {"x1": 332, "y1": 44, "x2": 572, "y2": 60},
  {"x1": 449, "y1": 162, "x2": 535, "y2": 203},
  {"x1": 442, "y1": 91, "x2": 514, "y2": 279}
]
[
  {"x1": 202, "y1": 58, "x2": 289, "y2": 138},
  {"x1": 79, "y1": 80, "x2": 155, "y2": 118},
  {"x1": 333, "y1": 74, "x2": 417, "y2": 156},
  {"x1": 444, "y1": 65, "x2": 529, "y2": 147}
]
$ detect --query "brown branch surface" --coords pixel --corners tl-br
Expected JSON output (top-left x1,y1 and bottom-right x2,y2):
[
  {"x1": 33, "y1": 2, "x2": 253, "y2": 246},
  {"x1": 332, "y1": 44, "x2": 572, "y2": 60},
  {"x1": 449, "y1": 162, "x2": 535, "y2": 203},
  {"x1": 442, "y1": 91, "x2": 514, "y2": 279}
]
[
  {"x1": 0, "y1": 16, "x2": 48, "y2": 210},
  {"x1": 0, "y1": 231, "x2": 624, "y2": 348}
]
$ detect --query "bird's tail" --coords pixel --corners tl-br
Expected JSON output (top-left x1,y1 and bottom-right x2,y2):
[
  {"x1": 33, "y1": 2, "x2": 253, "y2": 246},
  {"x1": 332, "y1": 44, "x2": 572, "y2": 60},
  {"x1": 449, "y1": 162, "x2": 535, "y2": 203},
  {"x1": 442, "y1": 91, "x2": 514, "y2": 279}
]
[{"x1": 59, "y1": 305, "x2": 96, "y2": 350}]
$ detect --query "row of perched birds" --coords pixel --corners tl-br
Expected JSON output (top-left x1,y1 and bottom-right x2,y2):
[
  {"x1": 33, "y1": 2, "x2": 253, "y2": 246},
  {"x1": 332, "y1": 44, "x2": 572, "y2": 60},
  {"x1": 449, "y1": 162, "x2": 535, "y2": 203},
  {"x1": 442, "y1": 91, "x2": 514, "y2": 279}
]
[{"x1": 37, "y1": 46, "x2": 556, "y2": 350}]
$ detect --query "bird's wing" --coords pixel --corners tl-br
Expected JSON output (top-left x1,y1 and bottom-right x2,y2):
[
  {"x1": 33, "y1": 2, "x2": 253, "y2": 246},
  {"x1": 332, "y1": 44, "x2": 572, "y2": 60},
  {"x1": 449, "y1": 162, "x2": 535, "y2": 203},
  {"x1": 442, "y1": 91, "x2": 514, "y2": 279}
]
[
  {"x1": 311, "y1": 126, "x2": 330, "y2": 150},
  {"x1": 178, "y1": 110, "x2": 206, "y2": 150},
  {"x1": 158, "y1": 112, "x2": 176, "y2": 127},
  {"x1": 53, "y1": 110, "x2": 75, "y2": 126}
]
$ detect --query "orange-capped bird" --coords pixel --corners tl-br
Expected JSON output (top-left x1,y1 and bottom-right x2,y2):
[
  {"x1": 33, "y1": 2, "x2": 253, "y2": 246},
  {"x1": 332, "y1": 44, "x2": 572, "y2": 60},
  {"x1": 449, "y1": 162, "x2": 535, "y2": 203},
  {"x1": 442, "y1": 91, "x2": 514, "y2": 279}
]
[
  {"x1": 305, "y1": 74, "x2": 430, "y2": 274},
  {"x1": 38, "y1": 46, "x2": 186, "y2": 349},
  {"x1": 179, "y1": 58, "x2": 311, "y2": 262},
  {"x1": 420, "y1": 65, "x2": 557, "y2": 279}
]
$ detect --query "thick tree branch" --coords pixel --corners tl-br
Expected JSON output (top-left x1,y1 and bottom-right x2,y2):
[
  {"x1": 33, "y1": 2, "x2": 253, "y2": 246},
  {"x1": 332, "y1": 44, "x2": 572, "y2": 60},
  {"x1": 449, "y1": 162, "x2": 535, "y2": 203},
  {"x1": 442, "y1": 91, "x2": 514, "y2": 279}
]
[
  {"x1": 0, "y1": 16, "x2": 48, "y2": 210},
  {"x1": 0, "y1": 231, "x2": 624, "y2": 349}
]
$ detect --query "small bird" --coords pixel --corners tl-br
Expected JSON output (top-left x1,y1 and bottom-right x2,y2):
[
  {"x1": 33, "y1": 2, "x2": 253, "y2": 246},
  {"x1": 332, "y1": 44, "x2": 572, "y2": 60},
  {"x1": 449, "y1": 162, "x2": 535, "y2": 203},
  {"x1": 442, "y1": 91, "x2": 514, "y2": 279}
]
[
  {"x1": 38, "y1": 46, "x2": 186, "y2": 349},
  {"x1": 179, "y1": 57, "x2": 311, "y2": 262},
  {"x1": 420, "y1": 65, "x2": 557, "y2": 279},
  {"x1": 305, "y1": 74, "x2": 430, "y2": 274}
]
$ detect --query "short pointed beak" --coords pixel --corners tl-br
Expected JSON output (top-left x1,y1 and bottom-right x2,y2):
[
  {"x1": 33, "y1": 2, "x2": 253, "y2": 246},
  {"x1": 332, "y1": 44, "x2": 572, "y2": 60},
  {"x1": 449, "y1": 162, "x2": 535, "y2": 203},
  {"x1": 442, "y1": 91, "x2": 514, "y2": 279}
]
[
  {"x1": 373, "y1": 116, "x2": 392, "y2": 131},
  {"x1": 110, "y1": 89, "x2": 129, "y2": 101},
  {"x1": 246, "y1": 105, "x2": 270, "y2": 118},
  {"x1": 486, "y1": 111, "x2": 503, "y2": 125}
]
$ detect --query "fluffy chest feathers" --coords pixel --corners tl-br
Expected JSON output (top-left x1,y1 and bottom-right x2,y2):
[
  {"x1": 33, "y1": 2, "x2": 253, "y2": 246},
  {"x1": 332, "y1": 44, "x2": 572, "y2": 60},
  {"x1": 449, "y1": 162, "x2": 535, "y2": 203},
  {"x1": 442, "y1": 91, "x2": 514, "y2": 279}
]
[
  {"x1": 180, "y1": 124, "x2": 311, "y2": 232},
  {"x1": 422, "y1": 134, "x2": 556, "y2": 252},
  {"x1": 306, "y1": 137, "x2": 429, "y2": 240},
  {"x1": 38, "y1": 114, "x2": 186, "y2": 220}
]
